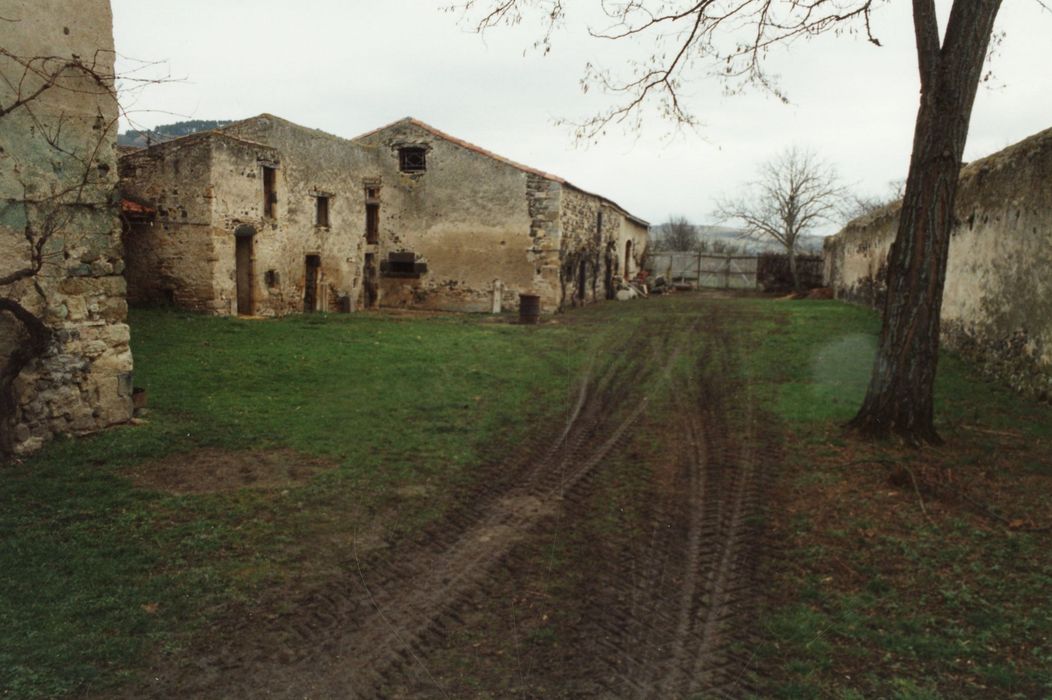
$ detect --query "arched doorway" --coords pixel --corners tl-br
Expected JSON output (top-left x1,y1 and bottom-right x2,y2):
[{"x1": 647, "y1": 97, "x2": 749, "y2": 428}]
[
  {"x1": 624, "y1": 240, "x2": 633, "y2": 279},
  {"x1": 234, "y1": 224, "x2": 256, "y2": 315}
]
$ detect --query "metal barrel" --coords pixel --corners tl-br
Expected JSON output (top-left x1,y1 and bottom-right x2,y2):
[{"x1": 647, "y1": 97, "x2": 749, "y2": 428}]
[{"x1": 519, "y1": 294, "x2": 541, "y2": 324}]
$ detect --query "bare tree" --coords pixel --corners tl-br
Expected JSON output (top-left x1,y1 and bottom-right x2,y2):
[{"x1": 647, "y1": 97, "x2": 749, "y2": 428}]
[
  {"x1": 658, "y1": 215, "x2": 698, "y2": 251},
  {"x1": 842, "y1": 179, "x2": 907, "y2": 222},
  {"x1": 453, "y1": 0, "x2": 1009, "y2": 444},
  {"x1": 714, "y1": 147, "x2": 843, "y2": 292}
]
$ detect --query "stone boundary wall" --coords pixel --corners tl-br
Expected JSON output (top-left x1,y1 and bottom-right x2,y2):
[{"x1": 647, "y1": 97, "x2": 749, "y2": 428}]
[
  {"x1": 824, "y1": 127, "x2": 1052, "y2": 399},
  {"x1": 0, "y1": 0, "x2": 133, "y2": 454}
]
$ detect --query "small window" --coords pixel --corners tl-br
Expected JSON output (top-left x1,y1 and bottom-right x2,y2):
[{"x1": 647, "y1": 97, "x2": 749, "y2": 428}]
[
  {"x1": 398, "y1": 147, "x2": 427, "y2": 173},
  {"x1": 596, "y1": 210, "x2": 603, "y2": 234},
  {"x1": 380, "y1": 251, "x2": 427, "y2": 278},
  {"x1": 262, "y1": 165, "x2": 277, "y2": 218},
  {"x1": 315, "y1": 195, "x2": 330, "y2": 227}
]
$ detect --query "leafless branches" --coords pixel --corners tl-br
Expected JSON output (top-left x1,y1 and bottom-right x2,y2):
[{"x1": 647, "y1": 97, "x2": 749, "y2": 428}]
[
  {"x1": 452, "y1": 0, "x2": 888, "y2": 139},
  {"x1": 0, "y1": 38, "x2": 126, "y2": 450}
]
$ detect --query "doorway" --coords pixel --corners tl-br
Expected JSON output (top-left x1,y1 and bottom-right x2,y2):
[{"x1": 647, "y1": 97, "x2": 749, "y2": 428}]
[
  {"x1": 304, "y1": 254, "x2": 321, "y2": 312},
  {"x1": 364, "y1": 253, "x2": 378, "y2": 309},
  {"x1": 234, "y1": 225, "x2": 255, "y2": 315},
  {"x1": 604, "y1": 242, "x2": 615, "y2": 299},
  {"x1": 624, "y1": 240, "x2": 634, "y2": 278},
  {"x1": 577, "y1": 258, "x2": 587, "y2": 303}
]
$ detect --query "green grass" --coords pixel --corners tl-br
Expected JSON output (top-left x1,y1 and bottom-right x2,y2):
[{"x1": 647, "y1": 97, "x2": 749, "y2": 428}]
[
  {"x1": 3, "y1": 296, "x2": 1050, "y2": 699},
  {"x1": 0, "y1": 308, "x2": 590, "y2": 698},
  {"x1": 730, "y1": 298, "x2": 1052, "y2": 699}
]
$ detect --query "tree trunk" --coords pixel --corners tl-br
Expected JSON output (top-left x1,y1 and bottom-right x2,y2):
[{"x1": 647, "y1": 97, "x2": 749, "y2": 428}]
[
  {"x1": 0, "y1": 299, "x2": 52, "y2": 453},
  {"x1": 787, "y1": 246, "x2": 800, "y2": 293},
  {"x1": 849, "y1": 0, "x2": 1002, "y2": 444}
]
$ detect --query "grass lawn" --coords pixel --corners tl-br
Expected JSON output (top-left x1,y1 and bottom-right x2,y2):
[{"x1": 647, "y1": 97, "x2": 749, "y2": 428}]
[
  {"x1": 734, "y1": 299, "x2": 1052, "y2": 699},
  {"x1": 1, "y1": 296, "x2": 1049, "y2": 698},
  {"x1": 0, "y1": 307, "x2": 591, "y2": 698}
]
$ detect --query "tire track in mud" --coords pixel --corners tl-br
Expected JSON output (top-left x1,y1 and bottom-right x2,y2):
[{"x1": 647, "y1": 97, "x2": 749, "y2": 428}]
[
  {"x1": 143, "y1": 321, "x2": 670, "y2": 699},
  {"x1": 137, "y1": 298, "x2": 777, "y2": 700},
  {"x1": 552, "y1": 303, "x2": 774, "y2": 700}
]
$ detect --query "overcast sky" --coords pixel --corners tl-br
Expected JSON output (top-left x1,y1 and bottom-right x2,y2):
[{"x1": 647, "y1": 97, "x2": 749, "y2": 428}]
[{"x1": 112, "y1": 1, "x2": 1050, "y2": 233}]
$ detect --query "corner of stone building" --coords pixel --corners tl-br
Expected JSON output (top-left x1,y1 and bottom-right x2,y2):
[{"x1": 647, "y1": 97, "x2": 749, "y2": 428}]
[{"x1": 1, "y1": 0, "x2": 133, "y2": 457}]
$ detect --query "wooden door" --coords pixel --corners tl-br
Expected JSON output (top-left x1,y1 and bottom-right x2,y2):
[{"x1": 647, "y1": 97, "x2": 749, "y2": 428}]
[
  {"x1": 304, "y1": 255, "x2": 320, "y2": 312},
  {"x1": 235, "y1": 235, "x2": 253, "y2": 315}
]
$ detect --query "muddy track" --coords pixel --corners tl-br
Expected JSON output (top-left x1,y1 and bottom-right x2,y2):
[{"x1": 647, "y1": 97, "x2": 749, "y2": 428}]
[
  {"x1": 141, "y1": 323, "x2": 670, "y2": 699},
  {"x1": 136, "y1": 299, "x2": 777, "y2": 699},
  {"x1": 545, "y1": 304, "x2": 775, "y2": 699}
]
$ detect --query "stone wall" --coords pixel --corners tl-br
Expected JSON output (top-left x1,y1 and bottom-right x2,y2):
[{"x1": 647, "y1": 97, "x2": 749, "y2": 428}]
[
  {"x1": 120, "y1": 114, "x2": 650, "y2": 319},
  {"x1": 559, "y1": 186, "x2": 649, "y2": 308},
  {"x1": 355, "y1": 120, "x2": 540, "y2": 313},
  {"x1": 0, "y1": 0, "x2": 132, "y2": 454},
  {"x1": 121, "y1": 135, "x2": 226, "y2": 311},
  {"x1": 824, "y1": 126, "x2": 1052, "y2": 399},
  {"x1": 122, "y1": 115, "x2": 380, "y2": 316},
  {"x1": 220, "y1": 116, "x2": 382, "y2": 314}
]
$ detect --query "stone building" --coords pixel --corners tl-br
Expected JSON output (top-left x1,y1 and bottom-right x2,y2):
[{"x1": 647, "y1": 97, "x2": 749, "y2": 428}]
[
  {"x1": 352, "y1": 118, "x2": 650, "y2": 312},
  {"x1": 120, "y1": 115, "x2": 649, "y2": 316},
  {"x1": 824, "y1": 126, "x2": 1052, "y2": 399},
  {"x1": 121, "y1": 117, "x2": 379, "y2": 315},
  {"x1": 0, "y1": 0, "x2": 133, "y2": 454}
]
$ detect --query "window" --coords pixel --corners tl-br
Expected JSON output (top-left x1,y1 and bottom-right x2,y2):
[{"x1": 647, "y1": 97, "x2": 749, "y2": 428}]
[
  {"x1": 596, "y1": 210, "x2": 603, "y2": 234},
  {"x1": 380, "y1": 251, "x2": 427, "y2": 278},
  {"x1": 365, "y1": 185, "x2": 381, "y2": 244},
  {"x1": 366, "y1": 204, "x2": 379, "y2": 243},
  {"x1": 315, "y1": 195, "x2": 330, "y2": 227},
  {"x1": 398, "y1": 147, "x2": 427, "y2": 173},
  {"x1": 262, "y1": 165, "x2": 277, "y2": 218}
]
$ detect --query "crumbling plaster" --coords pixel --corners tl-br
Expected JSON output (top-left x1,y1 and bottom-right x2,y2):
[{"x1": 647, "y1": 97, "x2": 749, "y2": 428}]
[
  {"x1": 355, "y1": 119, "x2": 649, "y2": 313},
  {"x1": 355, "y1": 121, "x2": 542, "y2": 312},
  {"x1": 122, "y1": 116, "x2": 382, "y2": 316},
  {"x1": 0, "y1": 0, "x2": 132, "y2": 454},
  {"x1": 121, "y1": 114, "x2": 650, "y2": 318},
  {"x1": 824, "y1": 126, "x2": 1052, "y2": 399}
]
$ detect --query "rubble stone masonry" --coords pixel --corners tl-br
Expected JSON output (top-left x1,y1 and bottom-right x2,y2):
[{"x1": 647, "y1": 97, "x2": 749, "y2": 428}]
[{"x1": 0, "y1": 0, "x2": 132, "y2": 454}]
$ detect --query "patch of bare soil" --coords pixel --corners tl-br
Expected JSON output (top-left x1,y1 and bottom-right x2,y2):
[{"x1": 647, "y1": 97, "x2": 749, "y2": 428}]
[
  {"x1": 124, "y1": 299, "x2": 775, "y2": 699},
  {"x1": 124, "y1": 448, "x2": 336, "y2": 494}
]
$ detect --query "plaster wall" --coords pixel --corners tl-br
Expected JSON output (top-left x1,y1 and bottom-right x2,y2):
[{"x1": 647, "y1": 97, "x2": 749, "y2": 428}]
[
  {"x1": 356, "y1": 122, "x2": 543, "y2": 313},
  {"x1": 824, "y1": 127, "x2": 1052, "y2": 398},
  {"x1": 0, "y1": 0, "x2": 132, "y2": 454}
]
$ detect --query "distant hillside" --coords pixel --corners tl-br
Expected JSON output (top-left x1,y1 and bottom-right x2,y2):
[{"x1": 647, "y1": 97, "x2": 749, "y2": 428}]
[
  {"x1": 651, "y1": 221, "x2": 824, "y2": 254},
  {"x1": 118, "y1": 120, "x2": 234, "y2": 148}
]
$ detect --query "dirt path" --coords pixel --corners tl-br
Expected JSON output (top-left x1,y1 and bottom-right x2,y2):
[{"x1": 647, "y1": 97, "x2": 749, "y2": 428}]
[{"x1": 135, "y1": 298, "x2": 776, "y2": 699}]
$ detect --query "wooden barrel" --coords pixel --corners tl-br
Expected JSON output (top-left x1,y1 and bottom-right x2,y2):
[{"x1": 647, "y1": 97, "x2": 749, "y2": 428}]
[{"x1": 519, "y1": 294, "x2": 541, "y2": 324}]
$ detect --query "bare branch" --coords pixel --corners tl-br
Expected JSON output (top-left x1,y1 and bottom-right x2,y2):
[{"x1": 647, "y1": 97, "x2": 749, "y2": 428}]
[{"x1": 453, "y1": 0, "x2": 887, "y2": 140}]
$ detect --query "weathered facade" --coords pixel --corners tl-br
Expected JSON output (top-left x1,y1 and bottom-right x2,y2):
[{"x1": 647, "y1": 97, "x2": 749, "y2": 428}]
[
  {"x1": 824, "y1": 127, "x2": 1052, "y2": 398},
  {"x1": 121, "y1": 117, "x2": 381, "y2": 316},
  {"x1": 353, "y1": 119, "x2": 650, "y2": 312},
  {"x1": 121, "y1": 116, "x2": 649, "y2": 316},
  {"x1": 0, "y1": 0, "x2": 133, "y2": 455}
]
